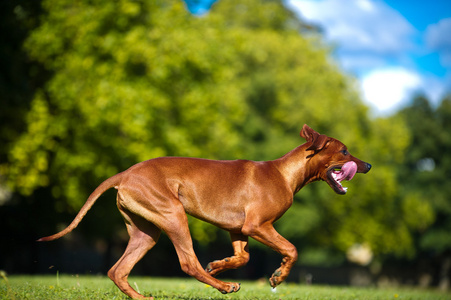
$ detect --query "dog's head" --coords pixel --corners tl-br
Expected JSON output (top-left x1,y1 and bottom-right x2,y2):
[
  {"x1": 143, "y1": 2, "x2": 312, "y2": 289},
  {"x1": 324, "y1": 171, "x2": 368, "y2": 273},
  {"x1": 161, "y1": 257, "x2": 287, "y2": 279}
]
[{"x1": 300, "y1": 124, "x2": 371, "y2": 195}]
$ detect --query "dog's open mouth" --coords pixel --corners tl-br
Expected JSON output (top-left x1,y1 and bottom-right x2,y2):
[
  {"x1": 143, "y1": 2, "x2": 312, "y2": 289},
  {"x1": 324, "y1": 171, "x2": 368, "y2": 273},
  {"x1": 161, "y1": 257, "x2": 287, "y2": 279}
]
[{"x1": 327, "y1": 161, "x2": 357, "y2": 195}]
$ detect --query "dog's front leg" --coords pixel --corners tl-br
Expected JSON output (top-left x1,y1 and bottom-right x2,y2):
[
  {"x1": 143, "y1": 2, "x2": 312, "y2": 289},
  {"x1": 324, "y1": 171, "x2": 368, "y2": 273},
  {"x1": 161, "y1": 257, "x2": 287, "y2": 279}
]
[{"x1": 245, "y1": 223, "x2": 298, "y2": 287}]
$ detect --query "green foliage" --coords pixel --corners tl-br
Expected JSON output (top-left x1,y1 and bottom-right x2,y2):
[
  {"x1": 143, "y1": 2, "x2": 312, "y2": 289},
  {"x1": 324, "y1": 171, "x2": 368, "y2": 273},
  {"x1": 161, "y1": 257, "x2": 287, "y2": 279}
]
[
  {"x1": 396, "y1": 95, "x2": 451, "y2": 255},
  {"x1": 2, "y1": 275, "x2": 449, "y2": 300},
  {"x1": 1, "y1": 0, "x2": 435, "y2": 263},
  {"x1": 0, "y1": 0, "x2": 44, "y2": 168}
]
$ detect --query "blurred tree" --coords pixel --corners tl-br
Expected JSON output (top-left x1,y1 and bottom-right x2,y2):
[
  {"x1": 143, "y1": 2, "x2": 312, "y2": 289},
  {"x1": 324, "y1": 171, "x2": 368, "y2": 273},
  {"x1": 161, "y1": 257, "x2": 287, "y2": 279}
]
[
  {"x1": 0, "y1": 0, "x2": 44, "y2": 175},
  {"x1": 397, "y1": 95, "x2": 451, "y2": 257},
  {"x1": 1, "y1": 0, "x2": 429, "y2": 268},
  {"x1": 0, "y1": 0, "x2": 47, "y2": 275}
]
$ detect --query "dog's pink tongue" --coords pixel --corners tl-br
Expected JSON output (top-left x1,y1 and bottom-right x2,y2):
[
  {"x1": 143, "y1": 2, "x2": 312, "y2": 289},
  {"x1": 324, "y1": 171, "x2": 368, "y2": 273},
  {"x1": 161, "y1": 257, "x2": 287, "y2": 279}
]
[{"x1": 336, "y1": 161, "x2": 357, "y2": 182}]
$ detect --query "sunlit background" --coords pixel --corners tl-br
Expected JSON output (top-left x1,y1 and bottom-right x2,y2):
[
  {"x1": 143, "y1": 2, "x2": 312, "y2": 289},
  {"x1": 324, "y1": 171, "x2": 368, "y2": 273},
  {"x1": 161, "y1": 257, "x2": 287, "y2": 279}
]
[
  {"x1": 187, "y1": 0, "x2": 451, "y2": 115},
  {"x1": 1, "y1": 0, "x2": 450, "y2": 292}
]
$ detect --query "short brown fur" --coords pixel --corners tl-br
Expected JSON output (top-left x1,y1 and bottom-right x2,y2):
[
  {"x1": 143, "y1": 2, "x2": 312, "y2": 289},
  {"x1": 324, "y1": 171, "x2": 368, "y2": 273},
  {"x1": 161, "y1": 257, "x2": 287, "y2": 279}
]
[{"x1": 38, "y1": 124, "x2": 371, "y2": 299}]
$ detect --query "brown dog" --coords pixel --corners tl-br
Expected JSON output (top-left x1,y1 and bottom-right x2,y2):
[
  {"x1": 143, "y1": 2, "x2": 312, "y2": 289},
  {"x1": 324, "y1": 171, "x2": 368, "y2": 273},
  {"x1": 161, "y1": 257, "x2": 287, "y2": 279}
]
[{"x1": 38, "y1": 124, "x2": 371, "y2": 299}]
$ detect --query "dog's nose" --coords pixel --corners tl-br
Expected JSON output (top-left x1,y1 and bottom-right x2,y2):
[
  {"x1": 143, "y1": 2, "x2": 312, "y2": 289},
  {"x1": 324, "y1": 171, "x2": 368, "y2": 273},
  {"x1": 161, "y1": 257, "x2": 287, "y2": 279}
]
[{"x1": 365, "y1": 163, "x2": 372, "y2": 172}]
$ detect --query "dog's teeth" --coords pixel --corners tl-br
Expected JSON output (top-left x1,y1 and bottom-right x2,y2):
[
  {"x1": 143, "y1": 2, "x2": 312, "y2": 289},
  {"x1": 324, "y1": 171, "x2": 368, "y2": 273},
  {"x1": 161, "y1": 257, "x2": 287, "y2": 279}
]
[{"x1": 343, "y1": 187, "x2": 348, "y2": 192}]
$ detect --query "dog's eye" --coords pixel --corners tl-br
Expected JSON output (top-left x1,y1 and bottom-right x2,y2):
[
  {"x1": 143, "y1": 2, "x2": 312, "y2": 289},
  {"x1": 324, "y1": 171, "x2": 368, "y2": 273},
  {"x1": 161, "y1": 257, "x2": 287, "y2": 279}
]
[{"x1": 341, "y1": 149, "x2": 349, "y2": 155}]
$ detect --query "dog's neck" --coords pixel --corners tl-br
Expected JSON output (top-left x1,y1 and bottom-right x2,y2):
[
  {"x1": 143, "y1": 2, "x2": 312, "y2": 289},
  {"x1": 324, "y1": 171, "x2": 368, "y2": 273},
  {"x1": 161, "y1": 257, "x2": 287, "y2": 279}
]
[{"x1": 272, "y1": 143, "x2": 322, "y2": 194}]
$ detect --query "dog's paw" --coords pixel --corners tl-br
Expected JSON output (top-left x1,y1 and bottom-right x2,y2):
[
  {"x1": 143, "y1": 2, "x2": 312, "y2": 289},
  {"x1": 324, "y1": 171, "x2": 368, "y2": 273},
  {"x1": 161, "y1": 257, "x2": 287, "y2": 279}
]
[
  {"x1": 206, "y1": 259, "x2": 229, "y2": 276},
  {"x1": 205, "y1": 260, "x2": 221, "y2": 274},
  {"x1": 220, "y1": 282, "x2": 241, "y2": 294},
  {"x1": 269, "y1": 276, "x2": 278, "y2": 288},
  {"x1": 269, "y1": 268, "x2": 283, "y2": 288}
]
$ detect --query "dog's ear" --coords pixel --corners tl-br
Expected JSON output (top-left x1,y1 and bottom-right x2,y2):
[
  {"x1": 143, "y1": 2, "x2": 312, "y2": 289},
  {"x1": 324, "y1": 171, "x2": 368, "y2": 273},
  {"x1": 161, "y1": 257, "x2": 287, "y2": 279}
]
[
  {"x1": 300, "y1": 124, "x2": 330, "y2": 152},
  {"x1": 300, "y1": 124, "x2": 318, "y2": 141}
]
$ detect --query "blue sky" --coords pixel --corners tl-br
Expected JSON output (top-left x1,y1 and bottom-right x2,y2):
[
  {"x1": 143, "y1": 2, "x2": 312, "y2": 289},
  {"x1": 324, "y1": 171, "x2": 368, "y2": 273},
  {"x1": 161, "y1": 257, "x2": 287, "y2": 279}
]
[{"x1": 184, "y1": 0, "x2": 451, "y2": 115}]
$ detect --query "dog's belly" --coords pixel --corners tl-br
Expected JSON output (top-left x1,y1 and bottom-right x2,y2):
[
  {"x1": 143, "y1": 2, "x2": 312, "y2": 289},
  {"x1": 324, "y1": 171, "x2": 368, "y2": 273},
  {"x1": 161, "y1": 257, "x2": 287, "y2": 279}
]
[{"x1": 177, "y1": 189, "x2": 247, "y2": 232}]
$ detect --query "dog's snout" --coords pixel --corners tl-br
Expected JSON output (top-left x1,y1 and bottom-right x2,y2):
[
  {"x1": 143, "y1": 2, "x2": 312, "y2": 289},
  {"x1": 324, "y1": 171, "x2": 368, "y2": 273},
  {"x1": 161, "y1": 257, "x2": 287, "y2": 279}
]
[{"x1": 354, "y1": 159, "x2": 372, "y2": 173}]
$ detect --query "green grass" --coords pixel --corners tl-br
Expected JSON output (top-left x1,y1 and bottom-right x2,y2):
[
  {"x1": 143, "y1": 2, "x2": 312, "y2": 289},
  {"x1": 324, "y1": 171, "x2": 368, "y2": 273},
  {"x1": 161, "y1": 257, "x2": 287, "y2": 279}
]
[{"x1": 1, "y1": 274, "x2": 450, "y2": 300}]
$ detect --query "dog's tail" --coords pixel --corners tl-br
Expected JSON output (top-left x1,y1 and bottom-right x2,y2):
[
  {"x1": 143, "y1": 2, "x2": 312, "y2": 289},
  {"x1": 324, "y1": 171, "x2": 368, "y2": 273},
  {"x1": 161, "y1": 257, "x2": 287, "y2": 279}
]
[{"x1": 37, "y1": 172, "x2": 124, "y2": 242}]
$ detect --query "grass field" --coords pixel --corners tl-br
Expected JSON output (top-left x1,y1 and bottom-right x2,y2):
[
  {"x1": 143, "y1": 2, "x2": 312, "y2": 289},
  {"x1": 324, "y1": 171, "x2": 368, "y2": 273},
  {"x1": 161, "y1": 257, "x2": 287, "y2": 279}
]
[{"x1": 1, "y1": 274, "x2": 450, "y2": 300}]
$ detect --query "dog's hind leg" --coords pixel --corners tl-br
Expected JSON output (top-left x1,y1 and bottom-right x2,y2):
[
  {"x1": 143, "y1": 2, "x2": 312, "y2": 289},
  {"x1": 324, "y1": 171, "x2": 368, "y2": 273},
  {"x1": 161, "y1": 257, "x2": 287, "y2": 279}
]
[
  {"x1": 108, "y1": 207, "x2": 161, "y2": 300},
  {"x1": 206, "y1": 233, "x2": 249, "y2": 276},
  {"x1": 162, "y1": 202, "x2": 241, "y2": 294}
]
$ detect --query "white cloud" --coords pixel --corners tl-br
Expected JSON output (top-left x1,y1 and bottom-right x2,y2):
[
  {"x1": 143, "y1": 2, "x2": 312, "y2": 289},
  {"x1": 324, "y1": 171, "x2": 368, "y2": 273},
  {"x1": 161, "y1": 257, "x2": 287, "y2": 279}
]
[
  {"x1": 362, "y1": 69, "x2": 449, "y2": 113},
  {"x1": 425, "y1": 18, "x2": 451, "y2": 67},
  {"x1": 285, "y1": 0, "x2": 450, "y2": 114},
  {"x1": 286, "y1": 0, "x2": 416, "y2": 57},
  {"x1": 360, "y1": 68, "x2": 421, "y2": 113}
]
